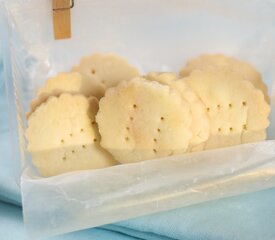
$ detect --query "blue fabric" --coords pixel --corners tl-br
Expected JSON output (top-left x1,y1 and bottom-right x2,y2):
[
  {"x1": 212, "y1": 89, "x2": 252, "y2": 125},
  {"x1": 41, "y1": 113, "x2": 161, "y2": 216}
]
[
  {"x1": 1, "y1": 52, "x2": 275, "y2": 240},
  {"x1": 114, "y1": 188, "x2": 275, "y2": 240}
]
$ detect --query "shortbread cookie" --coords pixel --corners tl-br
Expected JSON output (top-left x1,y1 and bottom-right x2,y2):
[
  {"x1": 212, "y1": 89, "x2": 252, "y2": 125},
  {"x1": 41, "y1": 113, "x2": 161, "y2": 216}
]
[
  {"x1": 72, "y1": 53, "x2": 140, "y2": 89},
  {"x1": 241, "y1": 130, "x2": 266, "y2": 144},
  {"x1": 180, "y1": 54, "x2": 269, "y2": 102},
  {"x1": 147, "y1": 72, "x2": 210, "y2": 151},
  {"x1": 26, "y1": 94, "x2": 116, "y2": 176},
  {"x1": 96, "y1": 77, "x2": 192, "y2": 163},
  {"x1": 27, "y1": 72, "x2": 104, "y2": 118},
  {"x1": 185, "y1": 68, "x2": 270, "y2": 149}
]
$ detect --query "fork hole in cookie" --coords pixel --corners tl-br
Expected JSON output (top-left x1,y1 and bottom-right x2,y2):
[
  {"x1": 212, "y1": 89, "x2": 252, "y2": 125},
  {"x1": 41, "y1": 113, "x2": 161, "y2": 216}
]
[
  {"x1": 61, "y1": 139, "x2": 65, "y2": 143},
  {"x1": 80, "y1": 128, "x2": 84, "y2": 132},
  {"x1": 70, "y1": 133, "x2": 73, "y2": 137},
  {"x1": 229, "y1": 127, "x2": 233, "y2": 132},
  {"x1": 242, "y1": 101, "x2": 247, "y2": 106},
  {"x1": 153, "y1": 138, "x2": 157, "y2": 142},
  {"x1": 93, "y1": 138, "x2": 97, "y2": 142},
  {"x1": 157, "y1": 128, "x2": 161, "y2": 133},
  {"x1": 130, "y1": 117, "x2": 134, "y2": 121},
  {"x1": 92, "y1": 121, "x2": 96, "y2": 125},
  {"x1": 72, "y1": 150, "x2": 75, "y2": 153},
  {"x1": 217, "y1": 104, "x2": 220, "y2": 108},
  {"x1": 91, "y1": 69, "x2": 96, "y2": 74},
  {"x1": 133, "y1": 104, "x2": 137, "y2": 109},
  {"x1": 82, "y1": 145, "x2": 86, "y2": 149},
  {"x1": 160, "y1": 117, "x2": 164, "y2": 121},
  {"x1": 228, "y1": 103, "x2": 232, "y2": 108},
  {"x1": 125, "y1": 137, "x2": 129, "y2": 141},
  {"x1": 126, "y1": 127, "x2": 130, "y2": 131},
  {"x1": 218, "y1": 128, "x2": 221, "y2": 132},
  {"x1": 243, "y1": 124, "x2": 247, "y2": 130},
  {"x1": 207, "y1": 107, "x2": 210, "y2": 112},
  {"x1": 153, "y1": 149, "x2": 157, "y2": 153},
  {"x1": 62, "y1": 156, "x2": 66, "y2": 161}
]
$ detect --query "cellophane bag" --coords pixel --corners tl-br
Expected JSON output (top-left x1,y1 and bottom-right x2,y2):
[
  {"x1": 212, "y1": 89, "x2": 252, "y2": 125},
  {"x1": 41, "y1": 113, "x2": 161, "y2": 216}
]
[{"x1": 1, "y1": 0, "x2": 275, "y2": 238}]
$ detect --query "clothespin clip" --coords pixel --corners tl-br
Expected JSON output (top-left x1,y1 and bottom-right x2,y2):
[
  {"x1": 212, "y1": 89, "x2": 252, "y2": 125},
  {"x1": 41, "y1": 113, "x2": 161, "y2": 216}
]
[{"x1": 52, "y1": 0, "x2": 74, "y2": 40}]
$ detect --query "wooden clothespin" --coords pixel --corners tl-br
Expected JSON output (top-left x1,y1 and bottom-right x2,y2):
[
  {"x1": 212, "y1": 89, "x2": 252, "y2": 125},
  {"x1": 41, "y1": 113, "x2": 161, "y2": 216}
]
[{"x1": 52, "y1": 0, "x2": 74, "y2": 40}]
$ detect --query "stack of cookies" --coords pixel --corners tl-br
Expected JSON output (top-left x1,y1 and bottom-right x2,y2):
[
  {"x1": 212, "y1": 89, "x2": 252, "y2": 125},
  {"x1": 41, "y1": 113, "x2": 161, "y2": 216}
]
[{"x1": 26, "y1": 54, "x2": 270, "y2": 176}]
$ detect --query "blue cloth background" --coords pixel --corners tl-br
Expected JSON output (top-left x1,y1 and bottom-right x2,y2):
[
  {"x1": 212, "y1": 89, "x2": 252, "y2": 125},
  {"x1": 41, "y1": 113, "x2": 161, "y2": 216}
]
[{"x1": 1, "y1": 51, "x2": 275, "y2": 240}]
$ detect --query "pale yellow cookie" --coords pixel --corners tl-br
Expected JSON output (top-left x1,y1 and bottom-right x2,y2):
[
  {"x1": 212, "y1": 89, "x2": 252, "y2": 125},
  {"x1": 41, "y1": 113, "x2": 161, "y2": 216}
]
[
  {"x1": 241, "y1": 130, "x2": 266, "y2": 144},
  {"x1": 180, "y1": 54, "x2": 269, "y2": 102},
  {"x1": 96, "y1": 77, "x2": 192, "y2": 163},
  {"x1": 147, "y1": 72, "x2": 178, "y2": 83},
  {"x1": 26, "y1": 94, "x2": 116, "y2": 177},
  {"x1": 72, "y1": 53, "x2": 140, "y2": 89},
  {"x1": 185, "y1": 68, "x2": 270, "y2": 150},
  {"x1": 147, "y1": 72, "x2": 210, "y2": 151},
  {"x1": 27, "y1": 72, "x2": 104, "y2": 118}
]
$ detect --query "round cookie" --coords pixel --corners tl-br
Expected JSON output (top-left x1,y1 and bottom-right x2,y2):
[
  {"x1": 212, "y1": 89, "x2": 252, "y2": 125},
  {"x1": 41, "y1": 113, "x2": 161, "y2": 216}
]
[
  {"x1": 72, "y1": 53, "x2": 140, "y2": 89},
  {"x1": 147, "y1": 72, "x2": 178, "y2": 83},
  {"x1": 27, "y1": 72, "x2": 104, "y2": 118},
  {"x1": 241, "y1": 129, "x2": 266, "y2": 144},
  {"x1": 185, "y1": 68, "x2": 270, "y2": 150},
  {"x1": 26, "y1": 93, "x2": 117, "y2": 177},
  {"x1": 147, "y1": 72, "x2": 210, "y2": 152},
  {"x1": 180, "y1": 54, "x2": 270, "y2": 103},
  {"x1": 96, "y1": 77, "x2": 192, "y2": 163}
]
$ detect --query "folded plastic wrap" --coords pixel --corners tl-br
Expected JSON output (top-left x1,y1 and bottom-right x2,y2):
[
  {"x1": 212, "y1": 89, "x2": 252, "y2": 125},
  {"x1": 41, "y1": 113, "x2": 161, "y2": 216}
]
[
  {"x1": 1, "y1": 0, "x2": 275, "y2": 238},
  {"x1": 22, "y1": 141, "x2": 275, "y2": 238}
]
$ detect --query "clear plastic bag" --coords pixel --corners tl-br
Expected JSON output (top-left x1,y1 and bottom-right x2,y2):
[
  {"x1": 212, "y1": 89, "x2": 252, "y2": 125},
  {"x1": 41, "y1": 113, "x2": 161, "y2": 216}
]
[{"x1": 1, "y1": 0, "x2": 275, "y2": 238}]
